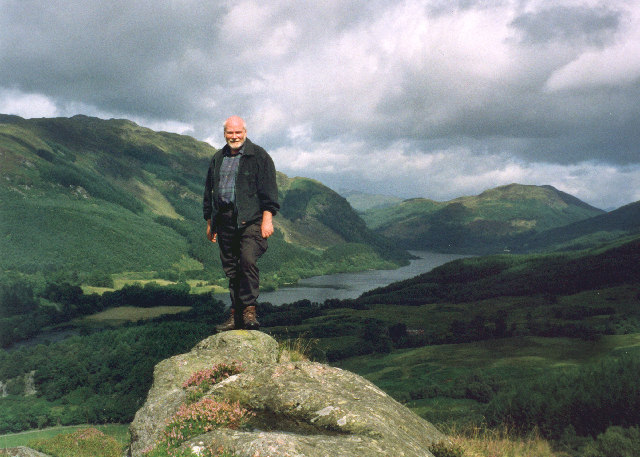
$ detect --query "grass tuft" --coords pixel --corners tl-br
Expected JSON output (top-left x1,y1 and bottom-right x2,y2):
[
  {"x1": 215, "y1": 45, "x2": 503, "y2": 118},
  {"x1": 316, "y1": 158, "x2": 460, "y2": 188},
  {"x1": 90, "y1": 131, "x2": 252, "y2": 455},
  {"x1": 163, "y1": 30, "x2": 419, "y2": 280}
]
[
  {"x1": 444, "y1": 425, "x2": 567, "y2": 457},
  {"x1": 276, "y1": 333, "x2": 319, "y2": 362},
  {"x1": 429, "y1": 440, "x2": 466, "y2": 457}
]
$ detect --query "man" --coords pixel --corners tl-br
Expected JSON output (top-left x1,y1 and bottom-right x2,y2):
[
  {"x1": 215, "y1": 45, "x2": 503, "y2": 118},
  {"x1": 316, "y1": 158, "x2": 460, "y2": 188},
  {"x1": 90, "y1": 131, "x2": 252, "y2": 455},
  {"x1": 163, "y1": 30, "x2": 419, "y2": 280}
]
[{"x1": 203, "y1": 115, "x2": 279, "y2": 331}]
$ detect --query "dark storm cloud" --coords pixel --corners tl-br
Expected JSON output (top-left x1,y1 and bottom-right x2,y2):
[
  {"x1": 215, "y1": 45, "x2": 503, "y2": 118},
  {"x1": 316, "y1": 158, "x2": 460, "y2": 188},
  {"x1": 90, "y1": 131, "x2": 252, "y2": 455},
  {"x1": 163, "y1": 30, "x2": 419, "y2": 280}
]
[
  {"x1": 1, "y1": 0, "x2": 639, "y2": 208},
  {"x1": 0, "y1": 1, "x2": 227, "y2": 119}
]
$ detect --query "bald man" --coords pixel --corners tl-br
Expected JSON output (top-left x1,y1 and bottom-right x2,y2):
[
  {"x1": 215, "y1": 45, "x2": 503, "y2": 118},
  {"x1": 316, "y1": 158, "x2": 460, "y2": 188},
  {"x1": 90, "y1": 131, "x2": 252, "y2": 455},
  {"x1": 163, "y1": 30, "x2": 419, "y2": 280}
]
[{"x1": 203, "y1": 116, "x2": 280, "y2": 331}]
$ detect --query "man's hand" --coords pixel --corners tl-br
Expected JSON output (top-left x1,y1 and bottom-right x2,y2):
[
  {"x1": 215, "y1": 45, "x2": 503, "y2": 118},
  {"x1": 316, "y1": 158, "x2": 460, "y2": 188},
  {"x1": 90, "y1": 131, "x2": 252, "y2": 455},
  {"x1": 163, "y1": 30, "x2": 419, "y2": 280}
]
[
  {"x1": 261, "y1": 211, "x2": 274, "y2": 239},
  {"x1": 206, "y1": 219, "x2": 217, "y2": 243}
]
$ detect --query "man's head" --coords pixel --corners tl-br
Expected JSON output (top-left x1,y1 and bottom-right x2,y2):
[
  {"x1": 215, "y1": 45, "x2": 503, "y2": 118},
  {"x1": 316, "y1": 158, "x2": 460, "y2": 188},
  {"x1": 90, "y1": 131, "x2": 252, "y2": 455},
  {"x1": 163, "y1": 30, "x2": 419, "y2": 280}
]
[{"x1": 223, "y1": 116, "x2": 247, "y2": 152}]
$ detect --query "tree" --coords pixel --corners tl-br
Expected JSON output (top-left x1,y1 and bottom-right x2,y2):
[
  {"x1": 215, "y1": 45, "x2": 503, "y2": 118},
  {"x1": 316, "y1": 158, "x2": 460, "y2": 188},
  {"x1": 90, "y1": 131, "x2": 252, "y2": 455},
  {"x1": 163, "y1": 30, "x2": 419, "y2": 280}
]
[
  {"x1": 361, "y1": 318, "x2": 392, "y2": 354},
  {"x1": 0, "y1": 279, "x2": 37, "y2": 317}
]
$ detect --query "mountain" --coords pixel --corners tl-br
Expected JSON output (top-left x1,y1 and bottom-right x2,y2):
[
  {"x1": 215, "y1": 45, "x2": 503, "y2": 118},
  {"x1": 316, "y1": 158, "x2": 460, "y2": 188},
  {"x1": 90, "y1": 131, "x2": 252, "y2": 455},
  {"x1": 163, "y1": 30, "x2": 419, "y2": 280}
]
[
  {"x1": 0, "y1": 114, "x2": 409, "y2": 286},
  {"x1": 518, "y1": 200, "x2": 640, "y2": 252},
  {"x1": 361, "y1": 183, "x2": 605, "y2": 253},
  {"x1": 339, "y1": 189, "x2": 403, "y2": 212}
]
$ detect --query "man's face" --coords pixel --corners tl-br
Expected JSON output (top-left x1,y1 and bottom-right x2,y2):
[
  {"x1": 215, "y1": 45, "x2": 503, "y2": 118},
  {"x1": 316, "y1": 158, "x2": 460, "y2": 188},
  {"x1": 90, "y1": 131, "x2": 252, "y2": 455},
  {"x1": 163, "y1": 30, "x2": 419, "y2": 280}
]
[{"x1": 224, "y1": 120, "x2": 246, "y2": 151}]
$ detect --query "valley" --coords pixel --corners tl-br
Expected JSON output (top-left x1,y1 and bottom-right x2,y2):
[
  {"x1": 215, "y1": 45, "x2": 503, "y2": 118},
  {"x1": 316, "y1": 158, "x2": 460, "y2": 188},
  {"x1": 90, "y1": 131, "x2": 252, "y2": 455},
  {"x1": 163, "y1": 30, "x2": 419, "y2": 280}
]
[{"x1": 1, "y1": 114, "x2": 640, "y2": 457}]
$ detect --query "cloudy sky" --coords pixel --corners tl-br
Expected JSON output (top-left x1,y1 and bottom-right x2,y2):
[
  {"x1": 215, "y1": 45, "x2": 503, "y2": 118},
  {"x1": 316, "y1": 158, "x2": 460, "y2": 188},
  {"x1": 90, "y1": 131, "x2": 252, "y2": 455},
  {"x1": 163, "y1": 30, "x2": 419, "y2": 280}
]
[{"x1": 2, "y1": 0, "x2": 640, "y2": 209}]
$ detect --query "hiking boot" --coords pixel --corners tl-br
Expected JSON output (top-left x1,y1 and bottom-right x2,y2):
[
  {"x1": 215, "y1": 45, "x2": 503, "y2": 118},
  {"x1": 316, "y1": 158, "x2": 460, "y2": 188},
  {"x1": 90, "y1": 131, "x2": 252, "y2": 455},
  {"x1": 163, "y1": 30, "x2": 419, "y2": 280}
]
[
  {"x1": 243, "y1": 306, "x2": 260, "y2": 330},
  {"x1": 216, "y1": 309, "x2": 239, "y2": 332},
  {"x1": 234, "y1": 307, "x2": 245, "y2": 330}
]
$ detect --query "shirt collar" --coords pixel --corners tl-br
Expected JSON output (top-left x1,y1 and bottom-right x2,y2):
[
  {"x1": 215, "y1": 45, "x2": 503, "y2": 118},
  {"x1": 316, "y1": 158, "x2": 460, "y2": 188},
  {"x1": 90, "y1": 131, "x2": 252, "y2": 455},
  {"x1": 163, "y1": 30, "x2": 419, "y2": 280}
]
[{"x1": 224, "y1": 142, "x2": 245, "y2": 157}]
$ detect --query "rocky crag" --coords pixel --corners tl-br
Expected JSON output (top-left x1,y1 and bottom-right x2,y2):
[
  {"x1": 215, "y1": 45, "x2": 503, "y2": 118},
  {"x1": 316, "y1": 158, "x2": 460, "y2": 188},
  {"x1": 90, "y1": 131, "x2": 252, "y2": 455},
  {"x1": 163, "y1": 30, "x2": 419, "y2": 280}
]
[
  {"x1": 129, "y1": 331, "x2": 447, "y2": 457},
  {"x1": 0, "y1": 371, "x2": 37, "y2": 398}
]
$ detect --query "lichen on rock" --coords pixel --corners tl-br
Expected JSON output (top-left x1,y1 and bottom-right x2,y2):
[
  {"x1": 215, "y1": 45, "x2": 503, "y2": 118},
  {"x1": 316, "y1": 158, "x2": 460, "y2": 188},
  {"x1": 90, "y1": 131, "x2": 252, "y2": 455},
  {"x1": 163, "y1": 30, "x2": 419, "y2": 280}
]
[{"x1": 128, "y1": 330, "x2": 446, "y2": 457}]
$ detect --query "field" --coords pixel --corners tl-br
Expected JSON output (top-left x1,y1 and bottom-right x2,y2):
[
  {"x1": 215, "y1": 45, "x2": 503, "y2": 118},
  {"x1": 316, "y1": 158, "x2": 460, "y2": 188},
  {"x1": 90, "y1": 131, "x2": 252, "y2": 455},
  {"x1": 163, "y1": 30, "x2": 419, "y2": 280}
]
[
  {"x1": 81, "y1": 306, "x2": 192, "y2": 324},
  {"x1": 337, "y1": 333, "x2": 640, "y2": 426},
  {"x1": 81, "y1": 274, "x2": 227, "y2": 296},
  {"x1": 0, "y1": 424, "x2": 129, "y2": 449},
  {"x1": 340, "y1": 333, "x2": 640, "y2": 399}
]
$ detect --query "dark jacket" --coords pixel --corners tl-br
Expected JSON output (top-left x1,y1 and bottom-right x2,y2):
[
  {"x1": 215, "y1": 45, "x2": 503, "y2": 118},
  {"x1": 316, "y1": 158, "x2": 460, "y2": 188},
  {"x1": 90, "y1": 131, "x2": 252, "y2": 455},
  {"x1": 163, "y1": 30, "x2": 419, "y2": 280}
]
[{"x1": 203, "y1": 138, "x2": 279, "y2": 229}]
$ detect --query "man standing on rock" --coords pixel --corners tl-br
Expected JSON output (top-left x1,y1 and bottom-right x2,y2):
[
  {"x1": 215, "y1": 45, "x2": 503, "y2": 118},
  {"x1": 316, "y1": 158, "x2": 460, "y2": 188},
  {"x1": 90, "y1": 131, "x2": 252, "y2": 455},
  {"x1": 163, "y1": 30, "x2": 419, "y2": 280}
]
[{"x1": 203, "y1": 115, "x2": 279, "y2": 331}]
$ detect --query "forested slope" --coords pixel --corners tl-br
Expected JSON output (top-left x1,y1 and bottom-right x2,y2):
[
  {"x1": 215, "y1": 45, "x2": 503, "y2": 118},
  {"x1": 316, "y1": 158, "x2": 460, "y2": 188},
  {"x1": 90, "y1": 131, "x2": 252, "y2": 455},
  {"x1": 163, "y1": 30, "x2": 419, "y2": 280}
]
[{"x1": 0, "y1": 114, "x2": 409, "y2": 284}]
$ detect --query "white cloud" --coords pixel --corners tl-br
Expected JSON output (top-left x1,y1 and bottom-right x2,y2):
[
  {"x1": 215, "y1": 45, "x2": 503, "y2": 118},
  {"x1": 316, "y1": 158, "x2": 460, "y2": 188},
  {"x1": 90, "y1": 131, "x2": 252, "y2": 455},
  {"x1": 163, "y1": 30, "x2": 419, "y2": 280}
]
[
  {"x1": 0, "y1": 90, "x2": 59, "y2": 118},
  {"x1": 135, "y1": 119, "x2": 194, "y2": 135},
  {"x1": 271, "y1": 140, "x2": 356, "y2": 174},
  {"x1": 273, "y1": 139, "x2": 639, "y2": 209},
  {"x1": 219, "y1": 1, "x2": 299, "y2": 61},
  {"x1": 546, "y1": 5, "x2": 640, "y2": 90},
  {"x1": 253, "y1": 0, "x2": 519, "y2": 136}
]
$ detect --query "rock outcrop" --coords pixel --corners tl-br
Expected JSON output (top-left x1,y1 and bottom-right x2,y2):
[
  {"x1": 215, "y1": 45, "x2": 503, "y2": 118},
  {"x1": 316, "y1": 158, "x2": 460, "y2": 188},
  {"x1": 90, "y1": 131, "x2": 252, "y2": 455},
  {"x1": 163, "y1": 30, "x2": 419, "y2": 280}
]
[
  {"x1": 0, "y1": 371, "x2": 37, "y2": 398},
  {"x1": 0, "y1": 447, "x2": 51, "y2": 457},
  {"x1": 129, "y1": 331, "x2": 447, "y2": 457}
]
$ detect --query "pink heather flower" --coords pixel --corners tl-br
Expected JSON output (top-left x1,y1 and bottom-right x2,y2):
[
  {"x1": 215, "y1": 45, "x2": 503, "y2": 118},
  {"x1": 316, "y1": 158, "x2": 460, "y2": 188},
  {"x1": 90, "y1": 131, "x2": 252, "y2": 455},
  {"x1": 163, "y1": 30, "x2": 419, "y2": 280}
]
[
  {"x1": 162, "y1": 398, "x2": 253, "y2": 449},
  {"x1": 183, "y1": 361, "x2": 244, "y2": 389}
]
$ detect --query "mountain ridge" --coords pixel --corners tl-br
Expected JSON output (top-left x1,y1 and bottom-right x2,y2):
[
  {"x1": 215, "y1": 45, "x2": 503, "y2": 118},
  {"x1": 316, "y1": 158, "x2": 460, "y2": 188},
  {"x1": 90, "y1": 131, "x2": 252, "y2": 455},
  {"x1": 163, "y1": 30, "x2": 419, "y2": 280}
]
[
  {"x1": 0, "y1": 114, "x2": 408, "y2": 285},
  {"x1": 3, "y1": 113, "x2": 633, "y2": 275},
  {"x1": 519, "y1": 200, "x2": 640, "y2": 252},
  {"x1": 362, "y1": 183, "x2": 607, "y2": 253}
]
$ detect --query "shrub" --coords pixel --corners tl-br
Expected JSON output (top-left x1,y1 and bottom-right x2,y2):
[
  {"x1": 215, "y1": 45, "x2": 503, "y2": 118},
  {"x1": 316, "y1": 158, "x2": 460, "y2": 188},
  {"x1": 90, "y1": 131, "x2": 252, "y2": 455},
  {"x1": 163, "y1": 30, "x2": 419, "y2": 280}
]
[
  {"x1": 429, "y1": 440, "x2": 465, "y2": 457},
  {"x1": 485, "y1": 354, "x2": 640, "y2": 439},
  {"x1": 581, "y1": 426, "x2": 640, "y2": 457},
  {"x1": 143, "y1": 361, "x2": 252, "y2": 456},
  {"x1": 164, "y1": 399, "x2": 252, "y2": 447}
]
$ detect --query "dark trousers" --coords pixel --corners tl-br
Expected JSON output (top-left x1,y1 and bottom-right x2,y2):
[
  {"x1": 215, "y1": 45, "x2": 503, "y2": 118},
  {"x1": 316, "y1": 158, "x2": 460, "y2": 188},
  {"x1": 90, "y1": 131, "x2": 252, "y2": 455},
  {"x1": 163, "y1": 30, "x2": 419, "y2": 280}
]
[{"x1": 216, "y1": 209, "x2": 268, "y2": 310}]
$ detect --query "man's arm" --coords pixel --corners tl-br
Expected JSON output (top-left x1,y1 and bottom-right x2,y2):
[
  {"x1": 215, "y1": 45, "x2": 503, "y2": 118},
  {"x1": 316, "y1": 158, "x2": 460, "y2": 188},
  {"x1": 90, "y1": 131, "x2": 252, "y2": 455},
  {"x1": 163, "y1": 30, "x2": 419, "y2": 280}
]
[{"x1": 257, "y1": 150, "x2": 280, "y2": 217}]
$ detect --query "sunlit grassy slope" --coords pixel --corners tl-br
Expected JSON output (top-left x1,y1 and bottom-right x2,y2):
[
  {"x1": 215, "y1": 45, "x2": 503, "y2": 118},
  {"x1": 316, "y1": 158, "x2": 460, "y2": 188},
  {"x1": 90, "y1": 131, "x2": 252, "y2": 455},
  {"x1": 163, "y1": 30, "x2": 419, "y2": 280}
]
[
  {"x1": 361, "y1": 183, "x2": 608, "y2": 253},
  {"x1": 0, "y1": 114, "x2": 410, "y2": 282}
]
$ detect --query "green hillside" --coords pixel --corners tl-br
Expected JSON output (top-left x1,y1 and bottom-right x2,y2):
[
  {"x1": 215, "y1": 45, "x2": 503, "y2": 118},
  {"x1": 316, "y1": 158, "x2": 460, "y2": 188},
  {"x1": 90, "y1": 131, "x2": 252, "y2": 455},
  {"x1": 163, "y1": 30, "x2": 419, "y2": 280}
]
[
  {"x1": 0, "y1": 114, "x2": 409, "y2": 285},
  {"x1": 362, "y1": 183, "x2": 605, "y2": 253},
  {"x1": 2, "y1": 232, "x2": 638, "y2": 456},
  {"x1": 518, "y1": 200, "x2": 640, "y2": 253},
  {"x1": 357, "y1": 236, "x2": 640, "y2": 306},
  {"x1": 361, "y1": 197, "x2": 442, "y2": 230},
  {"x1": 340, "y1": 190, "x2": 403, "y2": 212},
  {"x1": 278, "y1": 177, "x2": 406, "y2": 264},
  {"x1": 3, "y1": 114, "x2": 639, "y2": 457},
  {"x1": 259, "y1": 236, "x2": 640, "y2": 454}
]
